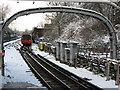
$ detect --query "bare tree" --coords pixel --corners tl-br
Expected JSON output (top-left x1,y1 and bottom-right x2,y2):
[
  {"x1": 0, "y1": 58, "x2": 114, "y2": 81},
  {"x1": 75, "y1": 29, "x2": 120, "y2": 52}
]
[{"x1": 0, "y1": 3, "x2": 10, "y2": 21}]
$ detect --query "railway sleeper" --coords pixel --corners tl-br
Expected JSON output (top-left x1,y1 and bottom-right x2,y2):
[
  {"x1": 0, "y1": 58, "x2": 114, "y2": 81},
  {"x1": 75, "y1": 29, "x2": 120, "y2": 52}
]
[{"x1": 20, "y1": 47, "x2": 103, "y2": 90}]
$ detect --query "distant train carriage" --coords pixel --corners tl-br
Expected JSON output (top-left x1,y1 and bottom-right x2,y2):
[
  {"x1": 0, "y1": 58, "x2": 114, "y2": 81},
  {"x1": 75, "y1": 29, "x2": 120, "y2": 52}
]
[{"x1": 21, "y1": 34, "x2": 32, "y2": 47}]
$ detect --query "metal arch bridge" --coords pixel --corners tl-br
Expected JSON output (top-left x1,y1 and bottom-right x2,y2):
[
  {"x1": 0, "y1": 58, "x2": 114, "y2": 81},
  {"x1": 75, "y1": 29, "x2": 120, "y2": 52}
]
[{"x1": 1, "y1": 6, "x2": 117, "y2": 59}]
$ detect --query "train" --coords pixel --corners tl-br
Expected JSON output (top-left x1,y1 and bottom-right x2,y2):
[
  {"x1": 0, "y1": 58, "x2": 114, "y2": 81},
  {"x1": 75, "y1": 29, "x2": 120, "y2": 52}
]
[
  {"x1": 21, "y1": 27, "x2": 44, "y2": 49},
  {"x1": 21, "y1": 34, "x2": 32, "y2": 48}
]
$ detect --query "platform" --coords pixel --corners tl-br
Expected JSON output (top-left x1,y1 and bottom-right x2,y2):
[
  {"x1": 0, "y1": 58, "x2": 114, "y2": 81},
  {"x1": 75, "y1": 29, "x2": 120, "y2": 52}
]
[{"x1": 2, "y1": 82, "x2": 48, "y2": 90}]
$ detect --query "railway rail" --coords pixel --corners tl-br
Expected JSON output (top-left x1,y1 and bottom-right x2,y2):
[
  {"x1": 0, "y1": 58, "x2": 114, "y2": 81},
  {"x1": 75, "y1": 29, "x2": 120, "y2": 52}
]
[{"x1": 19, "y1": 47, "x2": 103, "y2": 90}]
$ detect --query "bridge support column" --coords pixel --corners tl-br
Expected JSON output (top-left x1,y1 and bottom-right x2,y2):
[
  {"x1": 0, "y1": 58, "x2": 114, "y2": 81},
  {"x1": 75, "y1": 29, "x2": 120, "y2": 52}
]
[
  {"x1": 60, "y1": 41, "x2": 67, "y2": 63},
  {"x1": 0, "y1": 22, "x2": 3, "y2": 89},
  {"x1": 0, "y1": 24, "x2": 2, "y2": 69},
  {"x1": 69, "y1": 42, "x2": 79, "y2": 66},
  {"x1": 55, "y1": 41, "x2": 61, "y2": 60}
]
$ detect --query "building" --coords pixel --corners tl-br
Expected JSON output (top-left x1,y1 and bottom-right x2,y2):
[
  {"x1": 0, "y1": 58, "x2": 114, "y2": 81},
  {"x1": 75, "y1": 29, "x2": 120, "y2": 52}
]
[{"x1": 32, "y1": 27, "x2": 44, "y2": 42}]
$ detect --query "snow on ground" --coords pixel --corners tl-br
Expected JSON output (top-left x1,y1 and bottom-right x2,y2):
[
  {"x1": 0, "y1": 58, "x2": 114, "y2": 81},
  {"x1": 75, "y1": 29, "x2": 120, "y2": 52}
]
[
  {"x1": 1, "y1": 39, "x2": 119, "y2": 90},
  {"x1": 2, "y1": 40, "x2": 44, "y2": 88},
  {"x1": 3, "y1": 39, "x2": 20, "y2": 46},
  {"x1": 32, "y1": 43, "x2": 119, "y2": 90}
]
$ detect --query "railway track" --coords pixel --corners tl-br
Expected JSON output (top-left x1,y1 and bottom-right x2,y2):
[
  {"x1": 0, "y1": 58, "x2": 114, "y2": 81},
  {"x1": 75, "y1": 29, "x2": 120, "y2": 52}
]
[{"x1": 19, "y1": 48, "x2": 103, "y2": 90}]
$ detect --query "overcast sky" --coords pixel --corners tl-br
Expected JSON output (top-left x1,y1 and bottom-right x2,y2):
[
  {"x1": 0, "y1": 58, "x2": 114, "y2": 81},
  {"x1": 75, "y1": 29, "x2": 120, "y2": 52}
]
[{"x1": 0, "y1": 1, "x2": 49, "y2": 31}]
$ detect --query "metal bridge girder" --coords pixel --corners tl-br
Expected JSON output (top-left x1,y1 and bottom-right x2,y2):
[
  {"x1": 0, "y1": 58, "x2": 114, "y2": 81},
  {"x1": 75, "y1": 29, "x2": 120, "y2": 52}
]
[{"x1": 1, "y1": 6, "x2": 117, "y2": 59}]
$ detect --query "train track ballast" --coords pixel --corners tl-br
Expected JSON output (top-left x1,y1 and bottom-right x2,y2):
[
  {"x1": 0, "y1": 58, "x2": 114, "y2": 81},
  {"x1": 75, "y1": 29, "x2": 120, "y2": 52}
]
[{"x1": 19, "y1": 48, "x2": 103, "y2": 90}]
